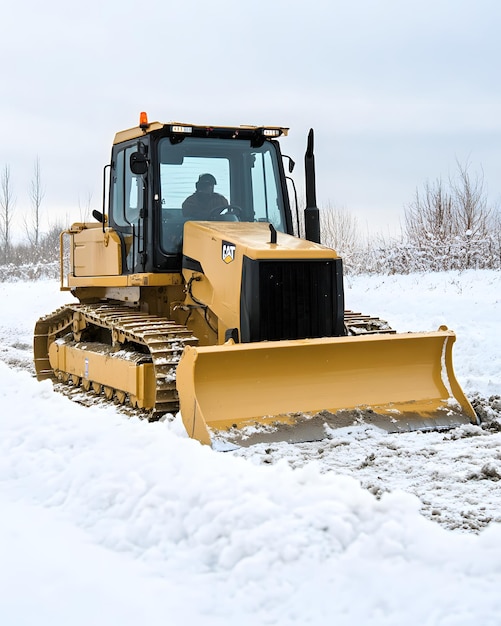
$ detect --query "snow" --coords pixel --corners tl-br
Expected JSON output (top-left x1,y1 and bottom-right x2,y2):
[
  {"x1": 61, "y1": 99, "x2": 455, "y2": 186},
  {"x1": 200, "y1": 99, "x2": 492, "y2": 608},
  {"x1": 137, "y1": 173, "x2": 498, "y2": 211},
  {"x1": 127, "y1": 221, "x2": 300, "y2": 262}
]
[{"x1": 1, "y1": 271, "x2": 501, "y2": 625}]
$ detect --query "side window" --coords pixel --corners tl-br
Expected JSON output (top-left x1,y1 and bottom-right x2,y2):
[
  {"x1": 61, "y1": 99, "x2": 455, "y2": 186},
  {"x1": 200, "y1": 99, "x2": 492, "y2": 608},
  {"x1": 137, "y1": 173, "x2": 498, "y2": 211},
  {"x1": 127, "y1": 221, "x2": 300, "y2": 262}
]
[
  {"x1": 251, "y1": 151, "x2": 284, "y2": 230},
  {"x1": 112, "y1": 146, "x2": 144, "y2": 227}
]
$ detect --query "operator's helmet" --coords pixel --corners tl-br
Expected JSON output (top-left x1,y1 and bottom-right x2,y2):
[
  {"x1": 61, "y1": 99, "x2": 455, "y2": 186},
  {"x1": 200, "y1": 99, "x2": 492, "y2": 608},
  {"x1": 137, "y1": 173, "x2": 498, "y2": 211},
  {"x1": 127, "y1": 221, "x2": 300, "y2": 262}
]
[{"x1": 196, "y1": 173, "x2": 217, "y2": 189}]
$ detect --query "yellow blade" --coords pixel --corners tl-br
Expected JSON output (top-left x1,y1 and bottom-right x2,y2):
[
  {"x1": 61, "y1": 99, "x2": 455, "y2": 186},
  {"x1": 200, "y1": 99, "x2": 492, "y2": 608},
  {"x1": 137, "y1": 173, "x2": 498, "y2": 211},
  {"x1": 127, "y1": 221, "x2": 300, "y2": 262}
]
[{"x1": 176, "y1": 329, "x2": 478, "y2": 447}]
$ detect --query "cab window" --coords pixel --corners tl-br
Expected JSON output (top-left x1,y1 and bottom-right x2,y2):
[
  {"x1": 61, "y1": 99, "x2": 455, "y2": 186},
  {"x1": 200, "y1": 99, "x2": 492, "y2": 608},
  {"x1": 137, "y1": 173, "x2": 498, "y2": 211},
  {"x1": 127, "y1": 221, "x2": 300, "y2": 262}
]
[
  {"x1": 158, "y1": 137, "x2": 286, "y2": 255},
  {"x1": 112, "y1": 145, "x2": 144, "y2": 227}
]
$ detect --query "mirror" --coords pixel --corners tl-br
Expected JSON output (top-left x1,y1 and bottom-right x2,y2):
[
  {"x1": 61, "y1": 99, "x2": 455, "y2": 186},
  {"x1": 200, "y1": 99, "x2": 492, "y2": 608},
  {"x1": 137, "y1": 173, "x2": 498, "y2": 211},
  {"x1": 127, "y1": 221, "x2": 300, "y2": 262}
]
[
  {"x1": 283, "y1": 155, "x2": 295, "y2": 173},
  {"x1": 130, "y1": 152, "x2": 148, "y2": 175},
  {"x1": 92, "y1": 209, "x2": 104, "y2": 223}
]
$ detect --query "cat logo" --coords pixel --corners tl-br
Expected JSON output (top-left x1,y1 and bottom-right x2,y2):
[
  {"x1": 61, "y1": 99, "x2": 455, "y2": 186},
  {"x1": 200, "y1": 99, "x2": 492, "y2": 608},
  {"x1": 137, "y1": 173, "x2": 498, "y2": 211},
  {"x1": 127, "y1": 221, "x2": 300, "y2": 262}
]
[{"x1": 222, "y1": 241, "x2": 236, "y2": 264}]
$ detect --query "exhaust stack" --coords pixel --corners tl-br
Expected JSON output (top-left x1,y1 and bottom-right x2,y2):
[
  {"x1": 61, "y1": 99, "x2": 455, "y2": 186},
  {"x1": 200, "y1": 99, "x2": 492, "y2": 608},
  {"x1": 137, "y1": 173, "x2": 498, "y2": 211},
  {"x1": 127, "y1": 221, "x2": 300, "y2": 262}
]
[{"x1": 304, "y1": 128, "x2": 320, "y2": 244}]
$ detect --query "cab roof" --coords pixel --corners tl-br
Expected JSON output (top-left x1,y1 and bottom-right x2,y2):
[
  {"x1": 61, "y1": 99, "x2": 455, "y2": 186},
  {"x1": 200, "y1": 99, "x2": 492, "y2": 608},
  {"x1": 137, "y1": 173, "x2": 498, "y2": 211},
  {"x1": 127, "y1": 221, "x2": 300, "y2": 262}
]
[{"x1": 113, "y1": 117, "x2": 289, "y2": 145}]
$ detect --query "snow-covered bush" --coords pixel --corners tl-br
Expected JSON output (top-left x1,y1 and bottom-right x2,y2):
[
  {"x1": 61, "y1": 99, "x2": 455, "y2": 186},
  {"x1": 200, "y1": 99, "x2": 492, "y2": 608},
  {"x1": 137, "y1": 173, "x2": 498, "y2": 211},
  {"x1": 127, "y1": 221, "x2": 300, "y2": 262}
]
[{"x1": 0, "y1": 261, "x2": 59, "y2": 282}]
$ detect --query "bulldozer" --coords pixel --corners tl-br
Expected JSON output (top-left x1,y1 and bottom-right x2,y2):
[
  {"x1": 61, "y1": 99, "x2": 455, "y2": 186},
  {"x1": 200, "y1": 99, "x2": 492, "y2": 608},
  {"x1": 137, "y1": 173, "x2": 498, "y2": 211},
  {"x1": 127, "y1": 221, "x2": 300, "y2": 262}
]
[{"x1": 34, "y1": 113, "x2": 478, "y2": 447}]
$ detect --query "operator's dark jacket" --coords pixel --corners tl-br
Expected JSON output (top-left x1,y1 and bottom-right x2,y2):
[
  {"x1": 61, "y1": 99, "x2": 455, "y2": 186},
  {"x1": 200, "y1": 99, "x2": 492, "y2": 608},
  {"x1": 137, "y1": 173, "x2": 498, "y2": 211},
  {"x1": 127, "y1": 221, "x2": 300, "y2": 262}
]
[{"x1": 182, "y1": 192, "x2": 228, "y2": 219}]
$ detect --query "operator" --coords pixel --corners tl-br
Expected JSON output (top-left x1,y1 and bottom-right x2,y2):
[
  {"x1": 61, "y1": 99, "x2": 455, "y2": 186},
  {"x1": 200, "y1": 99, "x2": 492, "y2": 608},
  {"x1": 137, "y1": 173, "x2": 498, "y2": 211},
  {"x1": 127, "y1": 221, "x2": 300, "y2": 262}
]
[{"x1": 182, "y1": 173, "x2": 228, "y2": 219}]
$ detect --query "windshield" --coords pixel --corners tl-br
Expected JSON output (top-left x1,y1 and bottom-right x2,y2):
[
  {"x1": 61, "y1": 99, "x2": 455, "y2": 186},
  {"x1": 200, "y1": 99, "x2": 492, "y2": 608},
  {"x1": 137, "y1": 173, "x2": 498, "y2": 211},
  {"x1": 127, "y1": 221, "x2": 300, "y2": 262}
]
[{"x1": 158, "y1": 136, "x2": 286, "y2": 255}]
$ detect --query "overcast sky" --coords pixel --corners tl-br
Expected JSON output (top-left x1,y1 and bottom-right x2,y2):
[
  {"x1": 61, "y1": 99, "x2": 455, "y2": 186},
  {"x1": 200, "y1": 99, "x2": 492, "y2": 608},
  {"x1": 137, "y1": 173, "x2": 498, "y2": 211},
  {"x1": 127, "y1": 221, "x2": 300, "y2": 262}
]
[{"x1": 2, "y1": 0, "x2": 500, "y2": 240}]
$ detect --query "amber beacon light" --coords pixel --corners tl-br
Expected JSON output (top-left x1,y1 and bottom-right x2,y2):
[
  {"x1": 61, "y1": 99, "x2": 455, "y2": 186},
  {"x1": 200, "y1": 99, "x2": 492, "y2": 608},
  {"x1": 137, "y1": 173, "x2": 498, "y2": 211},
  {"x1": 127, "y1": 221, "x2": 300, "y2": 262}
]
[{"x1": 139, "y1": 111, "x2": 149, "y2": 129}]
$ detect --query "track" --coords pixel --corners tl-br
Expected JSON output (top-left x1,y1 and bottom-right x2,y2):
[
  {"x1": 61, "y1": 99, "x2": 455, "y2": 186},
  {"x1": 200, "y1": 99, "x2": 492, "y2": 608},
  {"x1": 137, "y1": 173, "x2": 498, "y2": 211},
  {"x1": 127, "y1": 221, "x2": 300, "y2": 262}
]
[
  {"x1": 34, "y1": 303, "x2": 198, "y2": 418},
  {"x1": 344, "y1": 310, "x2": 395, "y2": 335}
]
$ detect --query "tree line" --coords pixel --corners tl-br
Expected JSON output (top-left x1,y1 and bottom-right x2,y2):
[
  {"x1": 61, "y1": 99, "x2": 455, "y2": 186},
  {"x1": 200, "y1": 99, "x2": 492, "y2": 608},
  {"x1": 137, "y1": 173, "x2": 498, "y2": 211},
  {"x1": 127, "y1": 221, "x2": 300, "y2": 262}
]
[{"x1": 322, "y1": 161, "x2": 501, "y2": 274}]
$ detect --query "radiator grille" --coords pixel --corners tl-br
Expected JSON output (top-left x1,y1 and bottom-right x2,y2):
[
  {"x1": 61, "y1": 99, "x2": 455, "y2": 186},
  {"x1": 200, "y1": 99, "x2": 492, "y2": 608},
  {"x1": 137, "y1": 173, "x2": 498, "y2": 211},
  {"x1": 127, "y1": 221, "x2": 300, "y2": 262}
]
[{"x1": 240, "y1": 257, "x2": 345, "y2": 342}]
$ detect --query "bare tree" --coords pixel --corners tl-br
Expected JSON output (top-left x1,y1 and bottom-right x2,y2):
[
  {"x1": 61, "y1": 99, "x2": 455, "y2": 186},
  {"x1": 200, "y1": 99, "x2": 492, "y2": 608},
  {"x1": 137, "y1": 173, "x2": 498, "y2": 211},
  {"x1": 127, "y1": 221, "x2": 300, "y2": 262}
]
[
  {"x1": 404, "y1": 178, "x2": 454, "y2": 244},
  {"x1": 490, "y1": 204, "x2": 501, "y2": 266},
  {"x1": 403, "y1": 161, "x2": 497, "y2": 270},
  {"x1": 78, "y1": 191, "x2": 93, "y2": 223},
  {"x1": 0, "y1": 165, "x2": 15, "y2": 263},
  {"x1": 450, "y1": 160, "x2": 491, "y2": 237},
  {"x1": 321, "y1": 205, "x2": 360, "y2": 256},
  {"x1": 24, "y1": 156, "x2": 45, "y2": 246},
  {"x1": 38, "y1": 219, "x2": 65, "y2": 260},
  {"x1": 406, "y1": 162, "x2": 492, "y2": 242}
]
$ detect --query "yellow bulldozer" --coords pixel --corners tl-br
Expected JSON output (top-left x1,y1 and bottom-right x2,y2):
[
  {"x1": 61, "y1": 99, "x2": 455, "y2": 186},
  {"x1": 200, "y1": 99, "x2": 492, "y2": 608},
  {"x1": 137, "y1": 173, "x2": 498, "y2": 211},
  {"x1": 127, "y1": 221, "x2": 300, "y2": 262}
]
[{"x1": 34, "y1": 113, "x2": 478, "y2": 447}]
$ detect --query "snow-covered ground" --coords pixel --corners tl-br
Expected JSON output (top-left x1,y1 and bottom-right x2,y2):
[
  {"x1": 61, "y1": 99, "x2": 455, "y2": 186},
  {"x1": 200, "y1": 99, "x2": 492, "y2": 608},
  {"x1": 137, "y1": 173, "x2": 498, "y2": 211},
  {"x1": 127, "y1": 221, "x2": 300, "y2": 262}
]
[{"x1": 1, "y1": 271, "x2": 500, "y2": 625}]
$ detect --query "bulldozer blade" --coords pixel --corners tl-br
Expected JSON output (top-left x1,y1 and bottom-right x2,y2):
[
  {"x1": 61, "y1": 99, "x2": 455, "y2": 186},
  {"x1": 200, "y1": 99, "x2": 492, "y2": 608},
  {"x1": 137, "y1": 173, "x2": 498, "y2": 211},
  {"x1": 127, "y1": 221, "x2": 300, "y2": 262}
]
[{"x1": 176, "y1": 328, "x2": 478, "y2": 447}]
